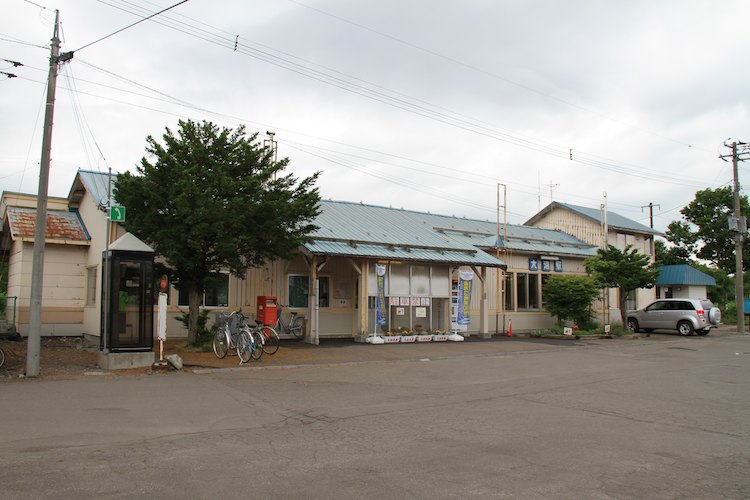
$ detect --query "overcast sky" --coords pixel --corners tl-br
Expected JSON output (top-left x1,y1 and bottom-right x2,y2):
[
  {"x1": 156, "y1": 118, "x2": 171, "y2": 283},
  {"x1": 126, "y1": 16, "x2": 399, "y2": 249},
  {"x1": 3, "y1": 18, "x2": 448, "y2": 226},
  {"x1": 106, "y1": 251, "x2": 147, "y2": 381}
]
[{"x1": 2, "y1": 0, "x2": 749, "y2": 233}]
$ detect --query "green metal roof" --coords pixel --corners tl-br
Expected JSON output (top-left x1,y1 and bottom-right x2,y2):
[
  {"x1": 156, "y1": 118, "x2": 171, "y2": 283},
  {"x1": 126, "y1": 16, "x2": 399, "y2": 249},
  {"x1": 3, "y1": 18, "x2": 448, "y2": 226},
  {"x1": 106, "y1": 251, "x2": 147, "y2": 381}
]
[
  {"x1": 526, "y1": 201, "x2": 663, "y2": 236},
  {"x1": 306, "y1": 201, "x2": 597, "y2": 266},
  {"x1": 656, "y1": 265, "x2": 716, "y2": 286}
]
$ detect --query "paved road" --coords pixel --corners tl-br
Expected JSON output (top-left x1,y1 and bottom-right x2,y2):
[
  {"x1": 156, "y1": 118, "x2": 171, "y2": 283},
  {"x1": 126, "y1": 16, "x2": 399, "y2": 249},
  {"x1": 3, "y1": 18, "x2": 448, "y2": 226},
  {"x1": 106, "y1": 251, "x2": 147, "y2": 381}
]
[{"x1": 1, "y1": 332, "x2": 749, "y2": 499}]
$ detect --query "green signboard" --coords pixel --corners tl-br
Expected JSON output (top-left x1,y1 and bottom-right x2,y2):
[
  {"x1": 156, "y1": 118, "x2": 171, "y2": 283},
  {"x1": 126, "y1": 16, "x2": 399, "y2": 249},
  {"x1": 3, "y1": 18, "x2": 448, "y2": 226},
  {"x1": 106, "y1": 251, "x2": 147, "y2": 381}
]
[{"x1": 110, "y1": 205, "x2": 126, "y2": 222}]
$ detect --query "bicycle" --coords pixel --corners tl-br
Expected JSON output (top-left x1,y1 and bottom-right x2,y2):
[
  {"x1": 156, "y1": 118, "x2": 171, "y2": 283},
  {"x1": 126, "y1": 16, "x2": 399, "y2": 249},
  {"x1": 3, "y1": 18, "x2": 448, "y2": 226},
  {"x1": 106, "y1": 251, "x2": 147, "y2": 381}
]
[
  {"x1": 236, "y1": 322, "x2": 264, "y2": 363},
  {"x1": 274, "y1": 304, "x2": 305, "y2": 339},
  {"x1": 213, "y1": 311, "x2": 243, "y2": 360},
  {"x1": 255, "y1": 321, "x2": 279, "y2": 355}
]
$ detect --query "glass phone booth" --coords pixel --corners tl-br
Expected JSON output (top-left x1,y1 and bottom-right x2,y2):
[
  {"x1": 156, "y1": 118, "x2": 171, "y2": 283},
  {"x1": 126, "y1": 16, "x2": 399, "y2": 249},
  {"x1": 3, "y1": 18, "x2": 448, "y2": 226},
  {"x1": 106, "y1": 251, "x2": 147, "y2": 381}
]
[{"x1": 101, "y1": 240, "x2": 155, "y2": 353}]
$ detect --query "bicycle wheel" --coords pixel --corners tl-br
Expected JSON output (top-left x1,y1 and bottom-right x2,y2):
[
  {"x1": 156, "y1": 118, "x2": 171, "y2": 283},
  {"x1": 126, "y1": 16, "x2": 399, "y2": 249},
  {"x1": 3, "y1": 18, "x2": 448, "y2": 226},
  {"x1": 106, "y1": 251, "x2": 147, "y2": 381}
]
[
  {"x1": 250, "y1": 330, "x2": 264, "y2": 360},
  {"x1": 260, "y1": 326, "x2": 279, "y2": 355},
  {"x1": 0, "y1": 347, "x2": 5, "y2": 369},
  {"x1": 289, "y1": 316, "x2": 304, "y2": 338},
  {"x1": 212, "y1": 329, "x2": 229, "y2": 359},
  {"x1": 237, "y1": 330, "x2": 252, "y2": 363}
]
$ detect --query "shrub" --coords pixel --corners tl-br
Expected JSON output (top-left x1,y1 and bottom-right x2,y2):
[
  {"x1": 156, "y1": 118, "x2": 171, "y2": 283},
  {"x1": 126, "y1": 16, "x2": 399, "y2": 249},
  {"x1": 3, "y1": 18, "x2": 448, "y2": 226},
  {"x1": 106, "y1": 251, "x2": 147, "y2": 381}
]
[{"x1": 175, "y1": 310, "x2": 214, "y2": 349}]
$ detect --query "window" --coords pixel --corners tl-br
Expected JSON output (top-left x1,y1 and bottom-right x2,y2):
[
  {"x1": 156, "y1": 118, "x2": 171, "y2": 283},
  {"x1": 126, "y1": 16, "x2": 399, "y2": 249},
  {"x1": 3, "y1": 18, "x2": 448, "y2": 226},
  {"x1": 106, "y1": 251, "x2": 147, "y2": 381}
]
[
  {"x1": 177, "y1": 273, "x2": 229, "y2": 307},
  {"x1": 541, "y1": 274, "x2": 551, "y2": 308},
  {"x1": 504, "y1": 272, "x2": 514, "y2": 311},
  {"x1": 624, "y1": 289, "x2": 636, "y2": 311},
  {"x1": 410, "y1": 265, "x2": 430, "y2": 296},
  {"x1": 318, "y1": 277, "x2": 330, "y2": 308},
  {"x1": 516, "y1": 273, "x2": 539, "y2": 310},
  {"x1": 86, "y1": 266, "x2": 97, "y2": 306},
  {"x1": 287, "y1": 275, "x2": 329, "y2": 308},
  {"x1": 288, "y1": 275, "x2": 309, "y2": 308}
]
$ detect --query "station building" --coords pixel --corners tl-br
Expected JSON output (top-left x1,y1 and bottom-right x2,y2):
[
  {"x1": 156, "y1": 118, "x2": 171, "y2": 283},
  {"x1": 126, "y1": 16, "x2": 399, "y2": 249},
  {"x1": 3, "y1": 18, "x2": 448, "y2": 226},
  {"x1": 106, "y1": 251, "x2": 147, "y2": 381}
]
[{"x1": 1, "y1": 170, "x2": 661, "y2": 343}]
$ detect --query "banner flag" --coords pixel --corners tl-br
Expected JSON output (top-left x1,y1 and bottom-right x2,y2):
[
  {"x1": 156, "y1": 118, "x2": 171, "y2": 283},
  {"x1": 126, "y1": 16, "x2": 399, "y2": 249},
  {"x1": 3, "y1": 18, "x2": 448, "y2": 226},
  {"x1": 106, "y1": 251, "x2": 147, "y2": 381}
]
[
  {"x1": 457, "y1": 270, "x2": 473, "y2": 326},
  {"x1": 376, "y1": 264, "x2": 387, "y2": 326}
]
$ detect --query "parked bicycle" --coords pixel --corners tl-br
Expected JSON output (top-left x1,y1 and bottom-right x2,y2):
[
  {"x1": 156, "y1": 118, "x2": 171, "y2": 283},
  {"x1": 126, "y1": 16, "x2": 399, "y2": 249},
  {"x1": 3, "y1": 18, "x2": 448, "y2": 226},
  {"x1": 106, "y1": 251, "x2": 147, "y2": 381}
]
[
  {"x1": 274, "y1": 304, "x2": 305, "y2": 339},
  {"x1": 256, "y1": 321, "x2": 280, "y2": 355},
  {"x1": 237, "y1": 322, "x2": 264, "y2": 363},
  {"x1": 213, "y1": 311, "x2": 244, "y2": 361}
]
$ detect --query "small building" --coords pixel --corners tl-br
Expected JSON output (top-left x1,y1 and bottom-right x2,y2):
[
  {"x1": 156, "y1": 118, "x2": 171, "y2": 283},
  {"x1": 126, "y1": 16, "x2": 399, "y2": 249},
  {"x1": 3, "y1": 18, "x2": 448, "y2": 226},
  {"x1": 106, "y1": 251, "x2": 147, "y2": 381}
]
[
  {"x1": 526, "y1": 201, "x2": 663, "y2": 323},
  {"x1": 655, "y1": 264, "x2": 716, "y2": 299}
]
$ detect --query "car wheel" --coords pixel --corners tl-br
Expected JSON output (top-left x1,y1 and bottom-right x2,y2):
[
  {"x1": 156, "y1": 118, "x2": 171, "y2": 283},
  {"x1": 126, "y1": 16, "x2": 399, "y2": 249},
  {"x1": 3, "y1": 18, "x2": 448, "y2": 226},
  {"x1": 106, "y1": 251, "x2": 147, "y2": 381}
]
[
  {"x1": 627, "y1": 318, "x2": 640, "y2": 333},
  {"x1": 677, "y1": 321, "x2": 695, "y2": 336}
]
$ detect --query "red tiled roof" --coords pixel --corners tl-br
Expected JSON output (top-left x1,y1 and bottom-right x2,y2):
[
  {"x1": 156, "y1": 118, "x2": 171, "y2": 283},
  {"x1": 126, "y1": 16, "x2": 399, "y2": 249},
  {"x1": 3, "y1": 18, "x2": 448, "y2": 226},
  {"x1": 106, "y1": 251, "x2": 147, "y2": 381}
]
[{"x1": 6, "y1": 207, "x2": 89, "y2": 242}]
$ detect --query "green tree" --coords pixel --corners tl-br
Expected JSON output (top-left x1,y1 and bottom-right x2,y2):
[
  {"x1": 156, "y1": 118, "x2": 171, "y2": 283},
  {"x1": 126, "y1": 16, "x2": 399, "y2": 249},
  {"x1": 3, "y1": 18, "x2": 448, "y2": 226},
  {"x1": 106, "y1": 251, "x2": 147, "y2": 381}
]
[
  {"x1": 665, "y1": 187, "x2": 750, "y2": 272},
  {"x1": 542, "y1": 275, "x2": 600, "y2": 327},
  {"x1": 654, "y1": 239, "x2": 692, "y2": 266},
  {"x1": 115, "y1": 120, "x2": 321, "y2": 342},
  {"x1": 585, "y1": 244, "x2": 660, "y2": 326}
]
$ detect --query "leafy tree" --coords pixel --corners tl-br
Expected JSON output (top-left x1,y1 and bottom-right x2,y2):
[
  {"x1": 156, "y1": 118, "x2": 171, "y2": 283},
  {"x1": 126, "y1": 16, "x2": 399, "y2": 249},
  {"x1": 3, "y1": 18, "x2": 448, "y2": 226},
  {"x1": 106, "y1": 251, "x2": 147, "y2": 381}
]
[
  {"x1": 585, "y1": 244, "x2": 660, "y2": 326},
  {"x1": 115, "y1": 120, "x2": 321, "y2": 342},
  {"x1": 665, "y1": 187, "x2": 750, "y2": 272},
  {"x1": 542, "y1": 275, "x2": 600, "y2": 327},
  {"x1": 654, "y1": 239, "x2": 692, "y2": 266}
]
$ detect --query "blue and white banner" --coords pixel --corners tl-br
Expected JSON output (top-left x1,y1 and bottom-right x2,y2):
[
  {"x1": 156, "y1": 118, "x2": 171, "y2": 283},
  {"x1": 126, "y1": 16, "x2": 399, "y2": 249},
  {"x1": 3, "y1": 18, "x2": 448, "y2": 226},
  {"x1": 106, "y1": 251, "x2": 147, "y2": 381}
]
[
  {"x1": 375, "y1": 264, "x2": 387, "y2": 326},
  {"x1": 457, "y1": 270, "x2": 473, "y2": 326}
]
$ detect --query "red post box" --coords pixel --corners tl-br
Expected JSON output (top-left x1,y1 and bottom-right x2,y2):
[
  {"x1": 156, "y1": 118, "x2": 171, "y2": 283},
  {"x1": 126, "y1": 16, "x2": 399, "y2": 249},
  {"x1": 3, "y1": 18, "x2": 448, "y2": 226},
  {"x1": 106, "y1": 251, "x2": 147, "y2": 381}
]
[{"x1": 256, "y1": 296, "x2": 278, "y2": 326}]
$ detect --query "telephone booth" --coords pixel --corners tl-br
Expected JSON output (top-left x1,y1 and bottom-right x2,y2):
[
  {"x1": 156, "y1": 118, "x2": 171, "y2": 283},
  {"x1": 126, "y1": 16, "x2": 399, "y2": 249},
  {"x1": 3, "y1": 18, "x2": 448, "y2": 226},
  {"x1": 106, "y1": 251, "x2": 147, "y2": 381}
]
[{"x1": 101, "y1": 233, "x2": 155, "y2": 352}]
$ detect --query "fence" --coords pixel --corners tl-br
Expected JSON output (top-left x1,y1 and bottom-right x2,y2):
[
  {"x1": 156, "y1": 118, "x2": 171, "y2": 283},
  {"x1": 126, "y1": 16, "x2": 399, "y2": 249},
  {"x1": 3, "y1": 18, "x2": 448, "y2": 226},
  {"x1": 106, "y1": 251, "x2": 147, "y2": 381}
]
[{"x1": 1, "y1": 295, "x2": 18, "y2": 338}]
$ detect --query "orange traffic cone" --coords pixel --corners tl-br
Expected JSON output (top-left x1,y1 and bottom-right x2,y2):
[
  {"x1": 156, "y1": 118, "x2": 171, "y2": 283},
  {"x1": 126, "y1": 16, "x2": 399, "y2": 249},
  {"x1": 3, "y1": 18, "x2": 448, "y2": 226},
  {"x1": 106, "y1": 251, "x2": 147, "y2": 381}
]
[{"x1": 506, "y1": 319, "x2": 513, "y2": 337}]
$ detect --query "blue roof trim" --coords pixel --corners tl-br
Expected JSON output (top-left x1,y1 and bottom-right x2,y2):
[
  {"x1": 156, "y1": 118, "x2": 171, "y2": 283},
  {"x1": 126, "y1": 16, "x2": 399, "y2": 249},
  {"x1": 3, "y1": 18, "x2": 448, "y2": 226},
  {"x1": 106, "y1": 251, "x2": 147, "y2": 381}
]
[{"x1": 656, "y1": 265, "x2": 716, "y2": 286}]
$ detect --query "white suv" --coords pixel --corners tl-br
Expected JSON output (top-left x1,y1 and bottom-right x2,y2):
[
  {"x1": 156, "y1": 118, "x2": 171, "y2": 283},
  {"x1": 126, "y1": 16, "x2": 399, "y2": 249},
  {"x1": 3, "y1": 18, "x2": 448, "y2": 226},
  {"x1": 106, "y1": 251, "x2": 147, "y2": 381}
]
[{"x1": 626, "y1": 298, "x2": 721, "y2": 336}]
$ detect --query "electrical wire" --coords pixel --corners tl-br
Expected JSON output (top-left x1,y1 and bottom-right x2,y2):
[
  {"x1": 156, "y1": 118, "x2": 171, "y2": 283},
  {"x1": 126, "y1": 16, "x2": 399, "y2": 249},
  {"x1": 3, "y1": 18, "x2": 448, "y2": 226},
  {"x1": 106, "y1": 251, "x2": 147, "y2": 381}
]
[
  {"x1": 93, "y1": 0, "x2": 710, "y2": 187},
  {"x1": 74, "y1": 0, "x2": 190, "y2": 53}
]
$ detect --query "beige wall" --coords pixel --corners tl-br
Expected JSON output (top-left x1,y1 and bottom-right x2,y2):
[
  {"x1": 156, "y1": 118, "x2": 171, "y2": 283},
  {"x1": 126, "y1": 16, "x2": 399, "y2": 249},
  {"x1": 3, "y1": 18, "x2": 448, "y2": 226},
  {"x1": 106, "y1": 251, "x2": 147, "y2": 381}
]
[{"x1": 11, "y1": 241, "x2": 88, "y2": 336}]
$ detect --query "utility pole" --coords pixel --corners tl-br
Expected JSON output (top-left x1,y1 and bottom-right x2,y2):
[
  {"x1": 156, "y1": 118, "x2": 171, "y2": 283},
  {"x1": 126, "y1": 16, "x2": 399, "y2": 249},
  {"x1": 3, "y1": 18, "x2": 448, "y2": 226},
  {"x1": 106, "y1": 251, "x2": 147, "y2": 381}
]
[
  {"x1": 641, "y1": 202, "x2": 660, "y2": 229},
  {"x1": 27, "y1": 10, "x2": 73, "y2": 376},
  {"x1": 721, "y1": 140, "x2": 750, "y2": 333}
]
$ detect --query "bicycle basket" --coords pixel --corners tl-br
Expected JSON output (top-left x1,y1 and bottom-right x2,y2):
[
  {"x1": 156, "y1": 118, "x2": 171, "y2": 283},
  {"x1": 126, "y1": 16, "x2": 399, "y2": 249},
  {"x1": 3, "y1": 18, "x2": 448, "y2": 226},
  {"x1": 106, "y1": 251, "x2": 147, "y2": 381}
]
[{"x1": 214, "y1": 313, "x2": 240, "y2": 334}]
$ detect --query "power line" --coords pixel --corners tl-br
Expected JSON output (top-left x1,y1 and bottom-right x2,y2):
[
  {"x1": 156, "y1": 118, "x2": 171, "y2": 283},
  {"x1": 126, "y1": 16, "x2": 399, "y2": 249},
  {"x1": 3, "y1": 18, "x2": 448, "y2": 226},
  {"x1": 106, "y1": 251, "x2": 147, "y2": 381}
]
[
  {"x1": 286, "y1": 0, "x2": 702, "y2": 152},
  {"x1": 74, "y1": 0, "x2": 190, "y2": 53},
  {"x1": 90, "y1": 0, "x2": 708, "y2": 187}
]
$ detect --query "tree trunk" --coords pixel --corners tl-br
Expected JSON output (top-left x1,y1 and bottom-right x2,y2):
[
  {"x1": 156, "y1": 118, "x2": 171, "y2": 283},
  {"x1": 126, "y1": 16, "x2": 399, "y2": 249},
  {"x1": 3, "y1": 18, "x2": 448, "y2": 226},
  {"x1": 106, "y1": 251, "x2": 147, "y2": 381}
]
[
  {"x1": 188, "y1": 286, "x2": 201, "y2": 344},
  {"x1": 619, "y1": 289, "x2": 629, "y2": 327}
]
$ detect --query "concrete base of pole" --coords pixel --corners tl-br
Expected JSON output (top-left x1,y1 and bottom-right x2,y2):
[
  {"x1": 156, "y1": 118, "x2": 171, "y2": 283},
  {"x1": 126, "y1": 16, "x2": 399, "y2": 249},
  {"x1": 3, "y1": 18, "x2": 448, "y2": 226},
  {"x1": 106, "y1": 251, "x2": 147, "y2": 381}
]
[{"x1": 98, "y1": 351, "x2": 155, "y2": 370}]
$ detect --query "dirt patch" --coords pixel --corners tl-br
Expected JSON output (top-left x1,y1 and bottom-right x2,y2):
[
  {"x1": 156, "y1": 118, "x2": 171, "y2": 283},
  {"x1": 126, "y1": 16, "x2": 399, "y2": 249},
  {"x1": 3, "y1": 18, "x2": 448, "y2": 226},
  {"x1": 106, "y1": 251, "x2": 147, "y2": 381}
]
[
  {"x1": 0, "y1": 337, "x2": 311, "y2": 382},
  {"x1": 1, "y1": 337, "x2": 101, "y2": 381}
]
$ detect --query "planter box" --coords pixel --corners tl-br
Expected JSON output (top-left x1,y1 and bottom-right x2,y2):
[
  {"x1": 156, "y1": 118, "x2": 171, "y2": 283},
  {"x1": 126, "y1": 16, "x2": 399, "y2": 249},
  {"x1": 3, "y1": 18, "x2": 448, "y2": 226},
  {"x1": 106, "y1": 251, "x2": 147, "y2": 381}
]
[
  {"x1": 431, "y1": 334, "x2": 449, "y2": 342},
  {"x1": 383, "y1": 336, "x2": 401, "y2": 343},
  {"x1": 400, "y1": 335, "x2": 416, "y2": 343},
  {"x1": 416, "y1": 335, "x2": 432, "y2": 342}
]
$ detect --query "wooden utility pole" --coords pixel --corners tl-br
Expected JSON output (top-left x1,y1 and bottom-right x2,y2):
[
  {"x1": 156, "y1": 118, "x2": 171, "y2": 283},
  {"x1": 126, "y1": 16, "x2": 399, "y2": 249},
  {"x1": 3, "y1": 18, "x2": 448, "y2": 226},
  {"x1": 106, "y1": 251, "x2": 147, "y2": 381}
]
[
  {"x1": 721, "y1": 140, "x2": 749, "y2": 333},
  {"x1": 641, "y1": 202, "x2": 660, "y2": 229},
  {"x1": 27, "y1": 10, "x2": 73, "y2": 376}
]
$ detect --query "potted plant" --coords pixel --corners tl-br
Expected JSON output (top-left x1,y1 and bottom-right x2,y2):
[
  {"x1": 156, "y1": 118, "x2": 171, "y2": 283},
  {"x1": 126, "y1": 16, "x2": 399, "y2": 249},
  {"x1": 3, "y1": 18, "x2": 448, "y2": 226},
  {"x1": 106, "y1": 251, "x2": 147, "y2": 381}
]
[
  {"x1": 400, "y1": 327, "x2": 417, "y2": 342},
  {"x1": 431, "y1": 329, "x2": 449, "y2": 341},
  {"x1": 384, "y1": 330, "x2": 401, "y2": 343}
]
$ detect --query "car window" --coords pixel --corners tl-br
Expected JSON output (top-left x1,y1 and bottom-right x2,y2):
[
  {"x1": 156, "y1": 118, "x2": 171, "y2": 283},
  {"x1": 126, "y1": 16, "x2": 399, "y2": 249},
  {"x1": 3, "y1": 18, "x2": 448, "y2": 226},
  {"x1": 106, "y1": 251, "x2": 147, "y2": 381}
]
[
  {"x1": 700, "y1": 300, "x2": 713, "y2": 310},
  {"x1": 647, "y1": 301, "x2": 664, "y2": 311}
]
